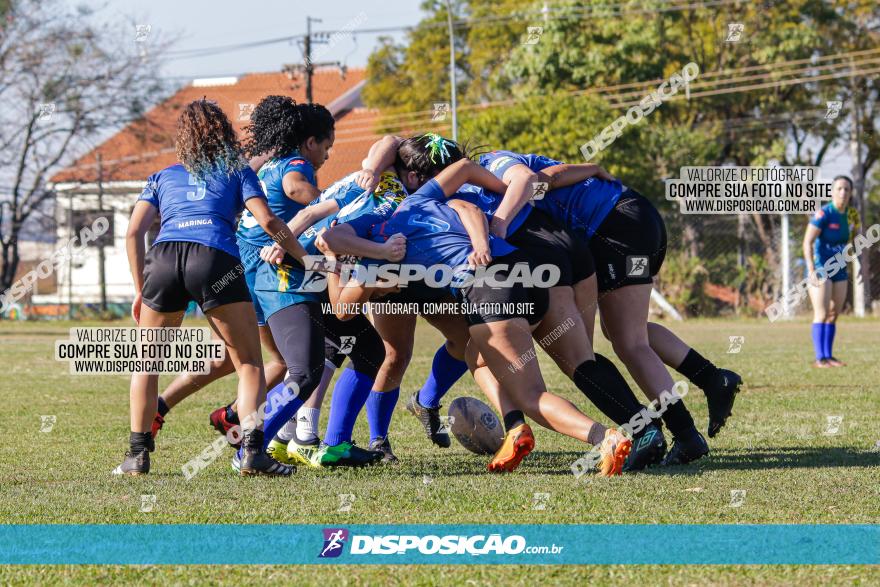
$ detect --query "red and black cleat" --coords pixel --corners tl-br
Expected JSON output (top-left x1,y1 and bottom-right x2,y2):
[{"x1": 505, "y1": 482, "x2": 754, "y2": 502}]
[
  {"x1": 150, "y1": 413, "x2": 165, "y2": 439},
  {"x1": 209, "y1": 406, "x2": 241, "y2": 448}
]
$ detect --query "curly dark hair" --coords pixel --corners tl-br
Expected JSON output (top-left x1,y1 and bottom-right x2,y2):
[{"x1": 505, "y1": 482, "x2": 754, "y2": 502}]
[
  {"x1": 175, "y1": 99, "x2": 245, "y2": 180},
  {"x1": 394, "y1": 133, "x2": 468, "y2": 184},
  {"x1": 243, "y1": 95, "x2": 335, "y2": 158}
]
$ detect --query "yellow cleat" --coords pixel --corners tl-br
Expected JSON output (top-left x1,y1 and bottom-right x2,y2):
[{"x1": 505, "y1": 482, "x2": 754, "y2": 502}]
[{"x1": 266, "y1": 439, "x2": 296, "y2": 465}]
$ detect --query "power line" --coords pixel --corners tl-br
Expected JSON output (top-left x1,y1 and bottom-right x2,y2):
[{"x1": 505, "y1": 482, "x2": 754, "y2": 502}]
[{"x1": 164, "y1": 0, "x2": 752, "y2": 62}]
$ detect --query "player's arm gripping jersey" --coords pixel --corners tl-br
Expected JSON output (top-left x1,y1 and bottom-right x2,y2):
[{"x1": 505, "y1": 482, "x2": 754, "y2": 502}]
[{"x1": 480, "y1": 150, "x2": 624, "y2": 239}]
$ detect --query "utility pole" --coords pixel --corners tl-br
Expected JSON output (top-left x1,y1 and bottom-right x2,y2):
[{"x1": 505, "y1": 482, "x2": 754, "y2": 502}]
[
  {"x1": 96, "y1": 154, "x2": 107, "y2": 312},
  {"x1": 67, "y1": 189, "x2": 73, "y2": 320},
  {"x1": 445, "y1": 0, "x2": 458, "y2": 141},
  {"x1": 848, "y1": 57, "x2": 870, "y2": 317},
  {"x1": 283, "y1": 17, "x2": 344, "y2": 104}
]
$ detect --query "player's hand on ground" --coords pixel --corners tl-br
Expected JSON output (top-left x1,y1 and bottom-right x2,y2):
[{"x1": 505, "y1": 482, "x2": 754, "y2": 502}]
[
  {"x1": 382, "y1": 233, "x2": 407, "y2": 262},
  {"x1": 354, "y1": 168, "x2": 379, "y2": 193},
  {"x1": 260, "y1": 243, "x2": 284, "y2": 265},
  {"x1": 131, "y1": 291, "x2": 142, "y2": 324}
]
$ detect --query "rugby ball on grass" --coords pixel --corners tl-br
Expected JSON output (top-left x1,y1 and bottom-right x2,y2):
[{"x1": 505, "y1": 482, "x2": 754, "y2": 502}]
[{"x1": 448, "y1": 396, "x2": 504, "y2": 455}]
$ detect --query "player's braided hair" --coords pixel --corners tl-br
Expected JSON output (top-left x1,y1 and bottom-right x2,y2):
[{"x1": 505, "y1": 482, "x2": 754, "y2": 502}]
[
  {"x1": 394, "y1": 133, "x2": 468, "y2": 184},
  {"x1": 243, "y1": 95, "x2": 335, "y2": 158},
  {"x1": 175, "y1": 98, "x2": 245, "y2": 180}
]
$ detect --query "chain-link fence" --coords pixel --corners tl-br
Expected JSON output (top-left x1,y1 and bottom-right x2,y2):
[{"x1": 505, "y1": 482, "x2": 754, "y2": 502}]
[{"x1": 658, "y1": 211, "x2": 879, "y2": 318}]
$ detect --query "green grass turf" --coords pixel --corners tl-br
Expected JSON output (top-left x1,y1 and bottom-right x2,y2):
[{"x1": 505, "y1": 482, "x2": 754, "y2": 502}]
[{"x1": 1, "y1": 317, "x2": 878, "y2": 584}]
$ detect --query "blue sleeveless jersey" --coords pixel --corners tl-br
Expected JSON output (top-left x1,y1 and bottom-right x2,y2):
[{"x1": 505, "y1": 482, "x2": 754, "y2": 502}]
[{"x1": 236, "y1": 152, "x2": 316, "y2": 247}]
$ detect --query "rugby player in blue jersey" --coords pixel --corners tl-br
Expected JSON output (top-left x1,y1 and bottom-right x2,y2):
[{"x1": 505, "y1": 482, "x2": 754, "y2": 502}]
[
  {"x1": 475, "y1": 149, "x2": 743, "y2": 464},
  {"x1": 329, "y1": 135, "x2": 668, "y2": 471},
  {"x1": 115, "y1": 99, "x2": 314, "y2": 477},
  {"x1": 319, "y1": 157, "x2": 634, "y2": 476},
  {"x1": 256, "y1": 169, "x2": 409, "y2": 464},
  {"x1": 803, "y1": 176, "x2": 858, "y2": 367}
]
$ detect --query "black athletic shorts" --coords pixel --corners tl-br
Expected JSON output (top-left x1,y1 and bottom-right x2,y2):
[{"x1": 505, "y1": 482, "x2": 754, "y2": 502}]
[
  {"x1": 454, "y1": 248, "x2": 549, "y2": 327},
  {"x1": 141, "y1": 241, "x2": 251, "y2": 313},
  {"x1": 322, "y1": 310, "x2": 377, "y2": 370},
  {"x1": 506, "y1": 208, "x2": 595, "y2": 287},
  {"x1": 375, "y1": 277, "x2": 451, "y2": 306},
  {"x1": 589, "y1": 189, "x2": 667, "y2": 292}
]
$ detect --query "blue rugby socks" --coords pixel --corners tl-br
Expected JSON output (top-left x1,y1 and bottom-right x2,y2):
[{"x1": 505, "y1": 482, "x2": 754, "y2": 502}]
[
  {"x1": 366, "y1": 387, "x2": 399, "y2": 442},
  {"x1": 812, "y1": 323, "x2": 826, "y2": 360},
  {"x1": 418, "y1": 345, "x2": 468, "y2": 408},
  {"x1": 324, "y1": 368, "x2": 373, "y2": 446},
  {"x1": 822, "y1": 323, "x2": 836, "y2": 359}
]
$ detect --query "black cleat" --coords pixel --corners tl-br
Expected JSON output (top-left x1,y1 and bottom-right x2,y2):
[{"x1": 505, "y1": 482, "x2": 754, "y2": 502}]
[
  {"x1": 112, "y1": 450, "x2": 150, "y2": 476},
  {"x1": 239, "y1": 429, "x2": 294, "y2": 477},
  {"x1": 704, "y1": 369, "x2": 742, "y2": 438},
  {"x1": 239, "y1": 449, "x2": 294, "y2": 476},
  {"x1": 660, "y1": 430, "x2": 709, "y2": 466},
  {"x1": 623, "y1": 423, "x2": 667, "y2": 472},
  {"x1": 406, "y1": 391, "x2": 451, "y2": 448},
  {"x1": 368, "y1": 435, "x2": 399, "y2": 465}
]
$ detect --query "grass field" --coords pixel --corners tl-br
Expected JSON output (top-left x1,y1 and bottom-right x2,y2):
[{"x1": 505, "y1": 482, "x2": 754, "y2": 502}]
[{"x1": 1, "y1": 317, "x2": 878, "y2": 585}]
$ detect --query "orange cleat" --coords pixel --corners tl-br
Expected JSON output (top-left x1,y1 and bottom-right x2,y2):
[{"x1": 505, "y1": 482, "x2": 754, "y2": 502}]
[
  {"x1": 487, "y1": 423, "x2": 535, "y2": 473},
  {"x1": 598, "y1": 429, "x2": 631, "y2": 477}
]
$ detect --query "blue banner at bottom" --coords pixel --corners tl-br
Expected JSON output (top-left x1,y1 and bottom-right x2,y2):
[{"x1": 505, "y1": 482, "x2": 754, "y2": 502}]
[{"x1": 1, "y1": 525, "x2": 877, "y2": 565}]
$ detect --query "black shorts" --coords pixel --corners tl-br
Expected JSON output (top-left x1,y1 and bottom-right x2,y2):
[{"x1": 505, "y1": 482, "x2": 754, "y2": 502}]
[
  {"x1": 507, "y1": 208, "x2": 595, "y2": 286},
  {"x1": 590, "y1": 190, "x2": 667, "y2": 292},
  {"x1": 454, "y1": 249, "x2": 549, "y2": 327},
  {"x1": 375, "y1": 278, "x2": 451, "y2": 307},
  {"x1": 322, "y1": 310, "x2": 377, "y2": 370},
  {"x1": 141, "y1": 241, "x2": 251, "y2": 313}
]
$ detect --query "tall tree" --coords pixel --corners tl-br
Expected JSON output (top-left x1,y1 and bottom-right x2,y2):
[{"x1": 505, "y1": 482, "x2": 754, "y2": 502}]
[{"x1": 0, "y1": 0, "x2": 168, "y2": 293}]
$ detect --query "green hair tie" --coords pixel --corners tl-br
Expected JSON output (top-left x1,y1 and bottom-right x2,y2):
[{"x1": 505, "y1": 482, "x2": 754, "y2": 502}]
[{"x1": 422, "y1": 133, "x2": 456, "y2": 164}]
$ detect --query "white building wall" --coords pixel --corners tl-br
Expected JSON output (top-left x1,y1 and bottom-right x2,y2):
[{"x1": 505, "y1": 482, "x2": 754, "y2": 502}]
[{"x1": 33, "y1": 184, "x2": 144, "y2": 306}]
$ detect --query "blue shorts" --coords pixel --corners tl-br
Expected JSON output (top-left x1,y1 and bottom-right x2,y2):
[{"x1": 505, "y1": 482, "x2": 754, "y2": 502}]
[
  {"x1": 814, "y1": 262, "x2": 848, "y2": 283},
  {"x1": 254, "y1": 255, "x2": 325, "y2": 321},
  {"x1": 237, "y1": 240, "x2": 268, "y2": 325}
]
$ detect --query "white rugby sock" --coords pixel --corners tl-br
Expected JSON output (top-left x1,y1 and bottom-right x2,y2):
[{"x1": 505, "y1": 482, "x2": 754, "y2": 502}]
[
  {"x1": 296, "y1": 407, "x2": 321, "y2": 443},
  {"x1": 275, "y1": 418, "x2": 297, "y2": 443}
]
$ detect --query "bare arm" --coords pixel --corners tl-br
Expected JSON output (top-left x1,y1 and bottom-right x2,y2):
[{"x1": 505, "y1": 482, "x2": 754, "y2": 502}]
[
  {"x1": 126, "y1": 201, "x2": 158, "y2": 322},
  {"x1": 490, "y1": 163, "x2": 544, "y2": 238},
  {"x1": 432, "y1": 159, "x2": 507, "y2": 197},
  {"x1": 540, "y1": 163, "x2": 615, "y2": 188},
  {"x1": 803, "y1": 224, "x2": 820, "y2": 275},
  {"x1": 325, "y1": 269, "x2": 377, "y2": 321},
  {"x1": 447, "y1": 199, "x2": 492, "y2": 266},
  {"x1": 289, "y1": 199, "x2": 339, "y2": 238},
  {"x1": 320, "y1": 223, "x2": 406, "y2": 262},
  {"x1": 282, "y1": 171, "x2": 322, "y2": 205},
  {"x1": 356, "y1": 135, "x2": 404, "y2": 191},
  {"x1": 245, "y1": 197, "x2": 311, "y2": 265},
  {"x1": 126, "y1": 201, "x2": 157, "y2": 294}
]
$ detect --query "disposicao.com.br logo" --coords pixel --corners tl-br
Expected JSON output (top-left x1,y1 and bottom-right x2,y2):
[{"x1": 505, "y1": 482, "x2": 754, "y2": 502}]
[{"x1": 318, "y1": 528, "x2": 563, "y2": 557}]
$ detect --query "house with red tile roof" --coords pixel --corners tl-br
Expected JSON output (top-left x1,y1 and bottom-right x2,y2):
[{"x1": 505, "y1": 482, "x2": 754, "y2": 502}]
[{"x1": 38, "y1": 68, "x2": 387, "y2": 309}]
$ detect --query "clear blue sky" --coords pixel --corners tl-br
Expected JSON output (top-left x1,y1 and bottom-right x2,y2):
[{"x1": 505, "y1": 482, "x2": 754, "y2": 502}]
[
  {"x1": 65, "y1": 0, "x2": 856, "y2": 179},
  {"x1": 74, "y1": 0, "x2": 426, "y2": 81}
]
